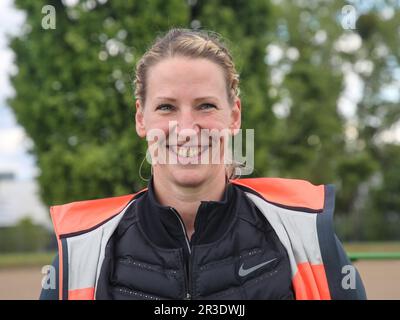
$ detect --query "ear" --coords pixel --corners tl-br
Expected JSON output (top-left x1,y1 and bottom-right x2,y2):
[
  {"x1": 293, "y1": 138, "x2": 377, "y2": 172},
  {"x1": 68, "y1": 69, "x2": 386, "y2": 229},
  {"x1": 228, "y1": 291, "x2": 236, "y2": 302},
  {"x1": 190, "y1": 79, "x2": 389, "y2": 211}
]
[
  {"x1": 135, "y1": 100, "x2": 146, "y2": 138},
  {"x1": 230, "y1": 97, "x2": 241, "y2": 135}
]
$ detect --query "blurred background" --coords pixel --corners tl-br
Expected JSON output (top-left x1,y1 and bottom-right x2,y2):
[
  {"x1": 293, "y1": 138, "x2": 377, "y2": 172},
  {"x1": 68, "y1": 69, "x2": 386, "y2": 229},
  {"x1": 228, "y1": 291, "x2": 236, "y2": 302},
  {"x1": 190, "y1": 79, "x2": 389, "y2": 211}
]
[{"x1": 0, "y1": 0, "x2": 399, "y2": 299}]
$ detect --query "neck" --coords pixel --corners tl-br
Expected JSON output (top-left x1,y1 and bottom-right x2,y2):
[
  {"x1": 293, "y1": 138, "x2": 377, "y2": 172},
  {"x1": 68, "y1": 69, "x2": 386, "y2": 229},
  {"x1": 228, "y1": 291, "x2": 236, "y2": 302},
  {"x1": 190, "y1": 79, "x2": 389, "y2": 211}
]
[{"x1": 152, "y1": 170, "x2": 227, "y2": 239}]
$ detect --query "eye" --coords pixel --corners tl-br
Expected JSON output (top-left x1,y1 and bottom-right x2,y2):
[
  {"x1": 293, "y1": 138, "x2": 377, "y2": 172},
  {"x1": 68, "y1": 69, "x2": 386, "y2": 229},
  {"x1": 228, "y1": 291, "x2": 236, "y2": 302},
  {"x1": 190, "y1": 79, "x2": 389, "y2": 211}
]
[
  {"x1": 156, "y1": 104, "x2": 175, "y2": 111},
  {"x1": 198, "y1": 103, "x2": 217, "y2": 110}
]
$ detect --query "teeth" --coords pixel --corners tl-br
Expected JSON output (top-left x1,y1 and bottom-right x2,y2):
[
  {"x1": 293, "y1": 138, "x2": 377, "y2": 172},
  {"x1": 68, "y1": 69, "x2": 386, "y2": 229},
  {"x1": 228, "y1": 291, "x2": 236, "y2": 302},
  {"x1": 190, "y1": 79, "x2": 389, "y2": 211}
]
[
  {"x1": 188, "y1": 147, "x2": 199, "y2": 157},
  {"x1": 175, "y1": 146, "x2": 201, "y2": 158},
  {"x1": 169, "y1": 145, "x2": 210, "y2": 158}
]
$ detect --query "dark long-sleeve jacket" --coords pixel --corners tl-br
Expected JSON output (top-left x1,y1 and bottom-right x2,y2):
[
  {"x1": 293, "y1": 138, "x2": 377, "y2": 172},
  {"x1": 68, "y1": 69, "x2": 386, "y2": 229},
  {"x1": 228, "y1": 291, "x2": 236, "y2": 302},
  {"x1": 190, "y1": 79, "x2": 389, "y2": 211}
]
[{"x1": 40, "y1": 177, "x2": 366, "y2": 300}]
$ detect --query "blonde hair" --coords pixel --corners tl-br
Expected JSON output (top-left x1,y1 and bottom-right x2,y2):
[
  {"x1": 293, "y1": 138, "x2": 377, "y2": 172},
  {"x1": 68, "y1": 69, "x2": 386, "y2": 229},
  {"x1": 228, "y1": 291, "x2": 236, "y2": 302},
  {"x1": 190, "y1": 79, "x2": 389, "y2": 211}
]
[
  {"x1": 134, "y1": 28, "x2": 240, "y2": 106},
  {"x1": 134, "y1": 28, "x2": 243, "y2": 180}
]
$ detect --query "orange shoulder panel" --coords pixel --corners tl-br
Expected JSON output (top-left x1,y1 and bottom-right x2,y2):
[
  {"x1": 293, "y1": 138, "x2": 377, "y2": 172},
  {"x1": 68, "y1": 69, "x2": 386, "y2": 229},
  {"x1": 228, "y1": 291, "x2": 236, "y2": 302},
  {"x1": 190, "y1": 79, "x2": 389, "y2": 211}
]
[
  {"x1": 50, "y1": 190, "x2": 146, "y2": 237},
  {"x1": 231, "y1": 177, "x2": 325, "y2": 211},
  {"x1": 51, "y1": 177, "x2": 324, "y2": 237}
]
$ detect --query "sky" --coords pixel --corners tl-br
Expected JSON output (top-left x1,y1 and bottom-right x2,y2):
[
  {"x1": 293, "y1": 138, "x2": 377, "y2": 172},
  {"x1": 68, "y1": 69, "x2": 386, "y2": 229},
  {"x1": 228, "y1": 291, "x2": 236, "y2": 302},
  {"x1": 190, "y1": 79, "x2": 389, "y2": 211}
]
[
  {"x1": 0, "y1": 0, "x2": 36, "y2": 181},
  {"x1": 0, "y1": 0, "x2": 51, "y2": 226}
]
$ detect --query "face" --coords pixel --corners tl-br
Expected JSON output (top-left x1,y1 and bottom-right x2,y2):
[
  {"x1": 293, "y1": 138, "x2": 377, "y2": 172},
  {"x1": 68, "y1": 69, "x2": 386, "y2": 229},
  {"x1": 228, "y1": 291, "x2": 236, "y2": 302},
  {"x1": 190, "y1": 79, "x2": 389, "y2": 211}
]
[{"x1": 135, "y1": 56, "x2": 241, "y2": 188}]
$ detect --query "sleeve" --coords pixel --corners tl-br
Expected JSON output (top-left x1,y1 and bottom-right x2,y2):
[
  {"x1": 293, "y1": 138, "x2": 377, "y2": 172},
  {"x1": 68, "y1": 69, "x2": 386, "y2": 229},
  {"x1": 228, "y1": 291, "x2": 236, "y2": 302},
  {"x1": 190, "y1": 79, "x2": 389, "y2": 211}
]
[
  {"x1": 39, "y1": 254, "x2": 59, "y2": 300},
  {"x1": 334, "y1": 234, "x2": 367, "y2": 300},
  {"x1": 317, "y1": 184, "x2": 367, "y2": 300}
]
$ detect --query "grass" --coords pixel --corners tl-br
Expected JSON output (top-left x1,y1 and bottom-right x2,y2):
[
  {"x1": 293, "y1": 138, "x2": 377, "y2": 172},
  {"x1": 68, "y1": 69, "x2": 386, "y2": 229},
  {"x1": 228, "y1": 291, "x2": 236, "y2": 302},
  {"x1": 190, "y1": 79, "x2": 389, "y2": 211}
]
[
  {"x1": 0, "y1": 252, "x2": 56, "y2": 269},
  {"x1": 0, "y1": 242, "x2": 399, "y2": 269},
  {"x1": 343, "y1": 242, "x2": 400, "y2": 253},
  {"x1": 344, "y1": 242, "x2": 400, "y2": 261}
]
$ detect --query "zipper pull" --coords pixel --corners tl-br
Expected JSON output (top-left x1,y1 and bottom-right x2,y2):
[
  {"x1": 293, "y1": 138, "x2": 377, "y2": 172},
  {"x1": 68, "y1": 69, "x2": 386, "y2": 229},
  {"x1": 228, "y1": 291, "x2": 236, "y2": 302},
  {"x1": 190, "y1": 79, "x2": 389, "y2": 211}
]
[{"x1": 184, "y1": 292, "x2": 191, "y2": 300}]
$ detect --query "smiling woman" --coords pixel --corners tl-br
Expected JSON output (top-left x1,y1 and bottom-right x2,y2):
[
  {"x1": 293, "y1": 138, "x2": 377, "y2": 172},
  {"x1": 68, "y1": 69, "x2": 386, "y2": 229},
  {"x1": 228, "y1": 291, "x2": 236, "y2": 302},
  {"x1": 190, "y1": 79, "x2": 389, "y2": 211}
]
[{"x1": 41, "y1": 28, "x2": 367, "y2": 300}]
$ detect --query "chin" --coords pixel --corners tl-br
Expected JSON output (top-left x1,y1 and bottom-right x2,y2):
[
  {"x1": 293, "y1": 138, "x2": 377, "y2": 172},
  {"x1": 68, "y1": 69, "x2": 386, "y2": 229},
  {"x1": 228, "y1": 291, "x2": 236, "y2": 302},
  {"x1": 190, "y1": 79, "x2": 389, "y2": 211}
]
[{"x1": 168, "y1": 165, "x2": 217, "y2": 187}]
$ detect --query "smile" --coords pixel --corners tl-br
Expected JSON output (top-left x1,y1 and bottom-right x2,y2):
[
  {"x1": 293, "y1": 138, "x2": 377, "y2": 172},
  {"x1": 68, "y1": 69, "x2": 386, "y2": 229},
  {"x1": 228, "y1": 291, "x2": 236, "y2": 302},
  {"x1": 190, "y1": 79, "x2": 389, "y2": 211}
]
[{"x1": 168, "y1": 145, "x2": 210, "y2": 158}]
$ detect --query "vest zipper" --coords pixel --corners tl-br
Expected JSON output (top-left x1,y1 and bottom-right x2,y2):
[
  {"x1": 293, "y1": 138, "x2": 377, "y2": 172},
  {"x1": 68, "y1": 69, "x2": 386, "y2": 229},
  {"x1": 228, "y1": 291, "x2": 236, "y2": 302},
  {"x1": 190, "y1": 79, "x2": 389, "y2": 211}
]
[{"x1": 170, "y1": 207, "x2": 192, "y2": 300}]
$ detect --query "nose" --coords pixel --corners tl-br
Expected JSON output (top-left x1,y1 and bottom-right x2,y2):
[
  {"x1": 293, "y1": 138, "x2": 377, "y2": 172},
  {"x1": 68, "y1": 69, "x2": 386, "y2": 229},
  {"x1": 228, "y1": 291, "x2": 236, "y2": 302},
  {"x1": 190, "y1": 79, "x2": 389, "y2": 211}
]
[
  {"x1": 176, "y1": 109, "x2": 200, "y2": 131},
  {"x1": 174, "y1": 109, "x2": 200, "y2": 144}
]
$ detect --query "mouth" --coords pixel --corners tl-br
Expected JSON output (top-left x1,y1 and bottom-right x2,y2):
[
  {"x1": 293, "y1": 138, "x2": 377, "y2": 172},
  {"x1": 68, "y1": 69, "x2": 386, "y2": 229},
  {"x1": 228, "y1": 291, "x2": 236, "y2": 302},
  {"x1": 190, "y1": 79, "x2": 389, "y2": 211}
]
[{"x1": 167, "y1": 145, "x2": 210, "y2": 159}]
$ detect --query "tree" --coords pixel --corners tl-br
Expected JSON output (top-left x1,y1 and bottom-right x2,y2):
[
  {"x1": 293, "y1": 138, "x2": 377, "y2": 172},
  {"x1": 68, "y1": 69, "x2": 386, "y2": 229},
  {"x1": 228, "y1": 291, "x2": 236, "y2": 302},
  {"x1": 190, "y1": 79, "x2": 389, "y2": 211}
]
[
  {"x1": 335, "y1": 4, "x2": 400, "y2": 240},
  {"x1": 9, "y1": 0, "x2": 188, "y2": 205}
]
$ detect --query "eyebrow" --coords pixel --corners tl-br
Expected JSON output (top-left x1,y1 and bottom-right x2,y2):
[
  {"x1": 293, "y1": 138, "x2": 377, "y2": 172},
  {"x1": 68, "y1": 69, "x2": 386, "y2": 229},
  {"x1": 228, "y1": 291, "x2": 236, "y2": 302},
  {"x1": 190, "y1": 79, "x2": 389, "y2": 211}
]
[{"x1": 155, "y1": 96, "x2": 219, "y2": 102}]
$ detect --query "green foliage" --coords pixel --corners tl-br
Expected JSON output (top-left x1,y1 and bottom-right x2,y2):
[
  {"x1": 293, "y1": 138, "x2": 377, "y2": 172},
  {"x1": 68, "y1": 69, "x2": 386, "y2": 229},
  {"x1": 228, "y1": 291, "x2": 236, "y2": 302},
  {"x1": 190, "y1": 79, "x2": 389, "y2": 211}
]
[
  {"x1": 9, "y1": 0, "x2": 188, "y2": 205},
  {"x1": 0, "y1": 218, "x2": 53, "y2": 253},
  {"x1": 363, "y1": 145, "x2": 400, "y2": 240},
  {"x1": 0, "y1": 251, "x2": 56, "y2": 269}
]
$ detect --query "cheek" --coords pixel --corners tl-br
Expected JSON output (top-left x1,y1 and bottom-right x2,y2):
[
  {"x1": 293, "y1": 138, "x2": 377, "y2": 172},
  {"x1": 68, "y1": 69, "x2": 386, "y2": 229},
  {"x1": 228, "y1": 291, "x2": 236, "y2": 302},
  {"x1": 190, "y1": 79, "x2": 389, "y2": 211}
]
[
  {"x1": 143, "y1": 113, "x2": 170, "y2": 133},
  {"x1": 201, "y1": 111, "x2": 232, "y2": 130},
  {"x1": 141, "y1": 115, "x2": 169, "y2": 154}
]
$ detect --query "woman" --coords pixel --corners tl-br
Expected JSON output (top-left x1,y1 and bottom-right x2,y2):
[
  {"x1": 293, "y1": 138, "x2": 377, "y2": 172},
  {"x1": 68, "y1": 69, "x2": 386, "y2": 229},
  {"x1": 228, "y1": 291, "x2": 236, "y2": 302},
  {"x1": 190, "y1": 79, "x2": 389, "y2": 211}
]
[{"x1": 40, "y1": 28, "x2": 366, "y2": 300}]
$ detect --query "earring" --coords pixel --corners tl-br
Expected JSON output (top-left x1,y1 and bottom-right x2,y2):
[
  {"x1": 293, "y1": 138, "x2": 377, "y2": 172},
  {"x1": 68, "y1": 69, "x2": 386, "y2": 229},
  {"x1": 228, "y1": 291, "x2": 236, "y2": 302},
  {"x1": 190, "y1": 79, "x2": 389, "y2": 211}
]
[{"x1": 138, "y1": 148, "x2": 153, "y2": 182}]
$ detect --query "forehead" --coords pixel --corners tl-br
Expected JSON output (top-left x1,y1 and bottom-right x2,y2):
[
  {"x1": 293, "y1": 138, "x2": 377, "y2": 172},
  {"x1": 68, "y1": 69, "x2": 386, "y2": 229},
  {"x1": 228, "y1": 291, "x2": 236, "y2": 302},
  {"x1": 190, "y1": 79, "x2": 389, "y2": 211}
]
[{"x1": 146, "y1": 57, "x2": 227, "y2": 100}]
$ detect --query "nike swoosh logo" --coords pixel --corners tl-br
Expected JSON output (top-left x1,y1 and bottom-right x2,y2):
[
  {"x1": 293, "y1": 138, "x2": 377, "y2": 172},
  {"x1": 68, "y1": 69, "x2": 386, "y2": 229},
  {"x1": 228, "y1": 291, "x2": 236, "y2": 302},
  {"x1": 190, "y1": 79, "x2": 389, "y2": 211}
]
[{"x1": 238, "y1": 258, "x2": 278, "y2": 277}]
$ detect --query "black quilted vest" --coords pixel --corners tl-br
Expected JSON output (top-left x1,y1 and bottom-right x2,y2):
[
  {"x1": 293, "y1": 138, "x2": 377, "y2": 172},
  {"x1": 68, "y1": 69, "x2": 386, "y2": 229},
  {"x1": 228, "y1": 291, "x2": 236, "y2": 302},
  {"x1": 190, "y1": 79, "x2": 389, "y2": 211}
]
[{"x1": 96, "y1": 178, "x2": 294, "y2": 300}]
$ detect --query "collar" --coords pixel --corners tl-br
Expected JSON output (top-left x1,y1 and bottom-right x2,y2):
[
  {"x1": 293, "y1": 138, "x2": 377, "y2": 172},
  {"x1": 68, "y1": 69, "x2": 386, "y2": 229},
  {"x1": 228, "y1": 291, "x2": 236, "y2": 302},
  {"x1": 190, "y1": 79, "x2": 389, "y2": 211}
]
[
  {"x1": 146, "y1": 175, "x2": 231, "y2": 212},
  {"x1": 132, "y1": 175, "x2": 239, "y2": 249}
]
